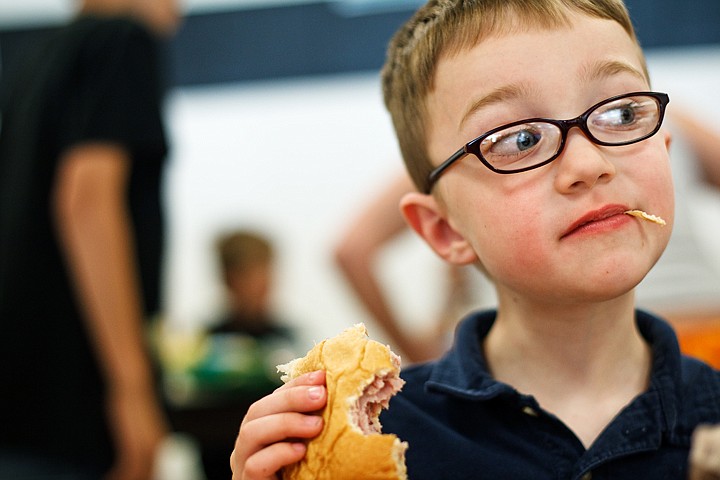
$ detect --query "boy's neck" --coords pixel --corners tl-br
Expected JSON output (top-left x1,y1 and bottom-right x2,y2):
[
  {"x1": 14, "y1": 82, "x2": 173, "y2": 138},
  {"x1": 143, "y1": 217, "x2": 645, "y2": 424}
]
[{"x1": 484, "y1": 293, "x2": 653, "y2": 448}]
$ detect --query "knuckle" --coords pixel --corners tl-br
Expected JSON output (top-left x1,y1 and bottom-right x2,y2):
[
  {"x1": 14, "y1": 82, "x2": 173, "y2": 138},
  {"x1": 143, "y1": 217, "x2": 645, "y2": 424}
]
[
  {"x1": 282, "y1": 385, "x2": 308, "y2": 410},
  {"x1": 243, "y1": 454, "x2": 275, "y2": 479},
  {"x1": 243, "y1": 398, "x2": 266, "y2": 421}
]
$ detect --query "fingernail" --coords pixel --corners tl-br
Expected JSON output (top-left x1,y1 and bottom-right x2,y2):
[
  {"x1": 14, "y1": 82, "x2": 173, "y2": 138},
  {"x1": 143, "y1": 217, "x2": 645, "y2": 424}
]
[
  {"x1": 292, "y1": 442, "x2": 306, "y2": 453},
  {"x1": 308, "y1": 386, "x2": 323, "y2": 400}
]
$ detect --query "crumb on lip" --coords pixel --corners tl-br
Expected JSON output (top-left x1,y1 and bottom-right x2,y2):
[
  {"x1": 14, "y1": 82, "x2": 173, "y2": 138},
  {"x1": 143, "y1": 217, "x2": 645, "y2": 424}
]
[{"x1": 624, "y1": 210, "x2": 666, "y2": 226}]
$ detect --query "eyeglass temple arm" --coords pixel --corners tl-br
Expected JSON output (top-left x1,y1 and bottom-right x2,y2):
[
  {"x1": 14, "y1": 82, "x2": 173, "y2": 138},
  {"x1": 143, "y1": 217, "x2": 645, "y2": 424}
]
[{"x1": 425, "y1": 147, "x2": 467, "y2": 193}]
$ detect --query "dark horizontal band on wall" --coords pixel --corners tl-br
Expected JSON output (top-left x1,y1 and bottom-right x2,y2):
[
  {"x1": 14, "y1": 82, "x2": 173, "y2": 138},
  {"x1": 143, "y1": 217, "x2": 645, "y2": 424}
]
[
  {"x1": 166, "y1": 2, "x2": 413, "y2": 86},
  {"x1": 1, "y1": 0, "x2": 719, "y2": 88}
]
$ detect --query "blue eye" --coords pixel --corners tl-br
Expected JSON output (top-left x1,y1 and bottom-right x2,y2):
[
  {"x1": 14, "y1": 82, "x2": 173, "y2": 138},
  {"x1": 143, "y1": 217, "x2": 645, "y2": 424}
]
[
  {"x1": 587, "y1": 96, "x2": 663, "y2": 144},
  {"x1": 515, "y1": 130, "x2": 541, "y2": 151},
  {"x1": 591, "y1": 98, "x2": 662, "y2": 133},
  {"x1": 478, "y1": 125, "x2": 552, "y2": 170},
  {"x1": 486, "y1": 128, "x2": 542, "y2": 156},
  {"x1": 618, "y1": 106, "x2": 636, "y2": 124},
  {"x1": 596, "y1": 105, "x2": 638, "y2": 127}
]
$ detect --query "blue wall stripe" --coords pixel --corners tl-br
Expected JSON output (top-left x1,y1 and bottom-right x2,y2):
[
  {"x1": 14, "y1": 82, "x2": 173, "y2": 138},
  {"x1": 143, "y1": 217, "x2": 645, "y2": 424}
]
[{"x1": 1, "y1": 0, "x2": 719, "y2": 88}]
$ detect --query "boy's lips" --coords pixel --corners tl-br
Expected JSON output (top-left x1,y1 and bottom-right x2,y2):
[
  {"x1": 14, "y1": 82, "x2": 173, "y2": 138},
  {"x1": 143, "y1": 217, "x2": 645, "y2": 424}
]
[{"x1": 561, "y1": 204, "x2": 629, "y2": 239}]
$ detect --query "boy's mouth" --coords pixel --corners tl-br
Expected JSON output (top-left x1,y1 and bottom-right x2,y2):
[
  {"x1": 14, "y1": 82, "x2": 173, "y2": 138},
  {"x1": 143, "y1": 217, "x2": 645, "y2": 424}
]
[{"x1": 561, "y1": 205, "x2": 628, "y2": 239}]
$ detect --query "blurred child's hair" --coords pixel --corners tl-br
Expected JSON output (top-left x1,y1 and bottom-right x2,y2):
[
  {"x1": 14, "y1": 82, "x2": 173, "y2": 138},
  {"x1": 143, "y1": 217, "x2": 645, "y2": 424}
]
[
  {"x1": 216, "y1": 230, "x2": 274, "y2": 275},
  {"x1": 381, "y1": 0, "x2": 645, "y2": 193}
]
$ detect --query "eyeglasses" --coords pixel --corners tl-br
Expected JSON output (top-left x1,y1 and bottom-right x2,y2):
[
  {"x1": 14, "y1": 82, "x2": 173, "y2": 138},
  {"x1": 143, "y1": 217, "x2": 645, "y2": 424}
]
[{"x1": 424, "y1": 91, "x2": 670, "y2": 193}]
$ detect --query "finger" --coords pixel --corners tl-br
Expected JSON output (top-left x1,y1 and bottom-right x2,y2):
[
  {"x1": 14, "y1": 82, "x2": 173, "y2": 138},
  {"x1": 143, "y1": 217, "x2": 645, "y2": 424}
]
[
  {"x1": 275, "y1": 370, "x2": 326, "y2": 392},
  {"x1": 242, "y1": 442, "x2": 307, "y2": 480},
  {"x1": 233, "y1": 412, "x2": 323, "y2": 472},
  {"x1": 243, "y1": 378, "x2": 327, "y2": 425},
  {"x1": 233, "y1": 386, "x2": 327, "y2": 477},
  {"x1": 231, "y1": 415, "x2": 323, "y2": 480},
  {"x1": 241, "y1": 412, "x2": 323, "y2": 450}
]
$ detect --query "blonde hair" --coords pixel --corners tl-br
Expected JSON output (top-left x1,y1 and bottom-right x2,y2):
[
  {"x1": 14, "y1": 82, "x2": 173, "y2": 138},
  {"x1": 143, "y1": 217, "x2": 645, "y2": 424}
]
[{"x1": 381, "y1": 0, "x2": 643, "y2": 193}]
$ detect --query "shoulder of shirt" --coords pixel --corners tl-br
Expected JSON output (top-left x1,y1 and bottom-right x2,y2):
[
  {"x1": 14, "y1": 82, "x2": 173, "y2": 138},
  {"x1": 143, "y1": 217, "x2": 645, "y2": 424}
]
[
  {"x1": 678, "y1": 354, "x2": 720, "y2": 423},
  {"x1": 680, "y1": 354, "x2": 720, "y2": 385}
]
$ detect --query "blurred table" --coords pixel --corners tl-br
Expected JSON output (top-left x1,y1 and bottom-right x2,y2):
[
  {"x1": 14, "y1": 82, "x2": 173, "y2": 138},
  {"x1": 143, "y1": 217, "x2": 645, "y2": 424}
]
[{"x1": 158, "y1": 333, "x2": 287, "y2": 480}]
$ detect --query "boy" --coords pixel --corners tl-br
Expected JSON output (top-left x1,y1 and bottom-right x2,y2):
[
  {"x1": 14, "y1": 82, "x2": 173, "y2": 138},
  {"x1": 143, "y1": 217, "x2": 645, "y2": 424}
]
[
  {"x1": 213, "y1": 230, "x2": 284, "y2": 337},
  {"x1": 178, "y1": 230, "x2": 297, "y2": 479},
  {"x1": 230, "y1": 1, "x2": 720, "y2": 479}
]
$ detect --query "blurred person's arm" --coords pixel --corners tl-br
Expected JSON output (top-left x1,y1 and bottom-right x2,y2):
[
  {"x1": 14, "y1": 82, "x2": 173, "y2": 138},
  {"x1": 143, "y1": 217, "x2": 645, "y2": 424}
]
[
  {"x1": 671, "y1": 109, "x2": 720, "y2": 188},
  {"x1": 53, "y1": 143, "x2": 167, "y2": 480},
  {"x1": 334, "y1": 174, "x2": 444, "y2": 363}
]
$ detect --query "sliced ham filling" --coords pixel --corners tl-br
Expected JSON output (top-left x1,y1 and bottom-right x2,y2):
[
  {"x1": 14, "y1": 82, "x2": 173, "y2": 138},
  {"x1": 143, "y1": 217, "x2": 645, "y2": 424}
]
[{"x1": 350, "y1": 353, "x2": 405, "y2": 435}]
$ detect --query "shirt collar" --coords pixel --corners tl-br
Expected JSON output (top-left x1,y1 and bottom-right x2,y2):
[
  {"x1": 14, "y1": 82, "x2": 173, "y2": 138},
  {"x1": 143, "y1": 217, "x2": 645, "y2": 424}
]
[
  {"x1": 425, "y1": 309, "x2": 682, "y2": 432},
  {"x1": 425, "y1": 310, "x2": 509, "y2": 400},
  {"x1": 635, "y1": 309, "x2": 683, "y2": 432}
]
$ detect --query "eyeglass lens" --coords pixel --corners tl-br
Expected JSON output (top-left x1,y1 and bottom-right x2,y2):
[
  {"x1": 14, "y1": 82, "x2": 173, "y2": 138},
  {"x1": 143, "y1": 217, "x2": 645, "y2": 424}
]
[{"x1": 476, "y1": 94, "x2": 662, "y2": 172}]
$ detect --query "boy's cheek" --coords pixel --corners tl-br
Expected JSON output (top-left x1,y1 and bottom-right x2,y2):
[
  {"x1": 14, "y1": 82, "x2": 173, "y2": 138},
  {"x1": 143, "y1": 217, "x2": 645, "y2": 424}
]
[
  {"x1": 628, "y1": 165, "x2": 674, "y2": 230},
  {"x1": 634, "y1": 140, "x2": 674, "y2": 205},
  {"x1": 478, "y1": 222, "x2": 548, "y2": 280}
]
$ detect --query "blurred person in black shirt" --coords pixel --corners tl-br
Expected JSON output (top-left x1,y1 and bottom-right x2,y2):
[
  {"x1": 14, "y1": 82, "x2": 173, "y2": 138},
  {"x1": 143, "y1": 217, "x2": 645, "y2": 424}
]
[{"x1": 0, "y1": 0, "x2": 180, "y2": 478}]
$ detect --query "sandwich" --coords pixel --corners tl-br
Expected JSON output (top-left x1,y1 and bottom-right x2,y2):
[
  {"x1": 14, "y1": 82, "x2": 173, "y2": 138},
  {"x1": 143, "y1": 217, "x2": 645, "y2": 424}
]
[{"x1": 277, "y1": 323, "x2": 408, "y2": 480}]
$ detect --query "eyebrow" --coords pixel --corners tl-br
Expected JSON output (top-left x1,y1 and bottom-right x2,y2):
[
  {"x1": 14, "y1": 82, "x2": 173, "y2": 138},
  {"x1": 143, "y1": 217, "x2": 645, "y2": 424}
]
[
  {"x1": 579, "y1": 59, "x2": 647, "y2": 85},
  {"x1": 459, "y1": 82, "x2": 533, "y2": 130},
  {"x1": 458, "y1": 59, "x2": 646, "y2": 131}
]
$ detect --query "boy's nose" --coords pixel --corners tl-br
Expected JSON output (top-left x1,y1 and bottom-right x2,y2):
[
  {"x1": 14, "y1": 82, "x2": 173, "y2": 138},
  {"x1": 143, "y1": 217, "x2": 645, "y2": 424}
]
[{"x1": 552, "y1": 130, "x2": 617, "y2": 194}]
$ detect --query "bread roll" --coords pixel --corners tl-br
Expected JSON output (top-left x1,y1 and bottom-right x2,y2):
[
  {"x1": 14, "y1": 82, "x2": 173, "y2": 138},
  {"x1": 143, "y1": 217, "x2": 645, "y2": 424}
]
[{"x1": 277, "y1": 324, "x2": 408, "y2": 480}]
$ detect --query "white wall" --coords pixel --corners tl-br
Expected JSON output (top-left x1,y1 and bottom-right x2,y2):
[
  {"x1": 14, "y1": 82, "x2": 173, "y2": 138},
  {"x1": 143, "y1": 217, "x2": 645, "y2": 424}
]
[
  {"x1": 162, "y1": 45, "x2": 720, "y2": 349},
  {"x1": 162, "y1": 72, "x2": 450, "y2": 348}
]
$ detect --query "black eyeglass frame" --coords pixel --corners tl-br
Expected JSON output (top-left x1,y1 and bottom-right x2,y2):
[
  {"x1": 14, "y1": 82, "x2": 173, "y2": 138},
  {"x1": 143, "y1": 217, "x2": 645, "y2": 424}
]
[{"x1": 424, "y1": 91, "x2": 670, "y2": 193}]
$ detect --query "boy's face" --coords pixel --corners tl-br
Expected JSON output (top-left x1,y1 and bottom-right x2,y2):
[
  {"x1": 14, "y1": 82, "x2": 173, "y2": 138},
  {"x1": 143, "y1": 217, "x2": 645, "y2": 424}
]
[
  {"x1": 226, "y1": 263, "x2": 273, "y2": 316},
  {"x1": 404, "y1": 13, "x2": 673, "y2": 305}
]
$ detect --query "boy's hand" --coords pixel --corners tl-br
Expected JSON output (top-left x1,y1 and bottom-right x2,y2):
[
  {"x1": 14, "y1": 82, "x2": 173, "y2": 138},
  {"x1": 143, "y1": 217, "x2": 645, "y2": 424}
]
[
  {"x1": 231, "y1": 370, "x2": 327, "y2": 480},
  {"x1": 689, "y1": 424, "x2": 720, "y2": 480}
]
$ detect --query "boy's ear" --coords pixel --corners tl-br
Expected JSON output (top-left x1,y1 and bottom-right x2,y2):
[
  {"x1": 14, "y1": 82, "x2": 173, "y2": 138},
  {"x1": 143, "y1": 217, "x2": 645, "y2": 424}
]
[
  {"x1": 400, "y1": 192, "x2": 478, "y2": 265},
  {"x1": 663, "y1": 128, "x2": 672, "y2": 151}
]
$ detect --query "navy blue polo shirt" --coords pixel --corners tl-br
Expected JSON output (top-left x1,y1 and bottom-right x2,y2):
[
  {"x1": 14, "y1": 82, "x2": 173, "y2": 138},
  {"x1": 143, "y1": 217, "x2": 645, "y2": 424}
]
[{"x1": 381, "y1": 310, "x2": 720, "y2": 480}]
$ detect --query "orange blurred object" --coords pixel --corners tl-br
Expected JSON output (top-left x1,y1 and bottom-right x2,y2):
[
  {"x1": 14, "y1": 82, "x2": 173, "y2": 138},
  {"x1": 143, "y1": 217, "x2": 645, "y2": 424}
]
[{"x1": 668, "y1": 316, "x2": 720, "y2": 369}]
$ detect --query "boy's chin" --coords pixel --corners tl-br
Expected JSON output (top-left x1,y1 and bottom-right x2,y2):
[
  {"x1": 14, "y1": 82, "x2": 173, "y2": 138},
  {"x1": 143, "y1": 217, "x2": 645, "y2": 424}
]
[{"x1": 520, "y1": 270, "x2": 646, "y2": 306}]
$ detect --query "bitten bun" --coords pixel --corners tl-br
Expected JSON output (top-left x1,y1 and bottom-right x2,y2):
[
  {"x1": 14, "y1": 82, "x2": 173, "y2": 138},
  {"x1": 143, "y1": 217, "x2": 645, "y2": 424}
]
[{"x1": 277, "y1": 323, "x2": 408, "y2": 480}]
